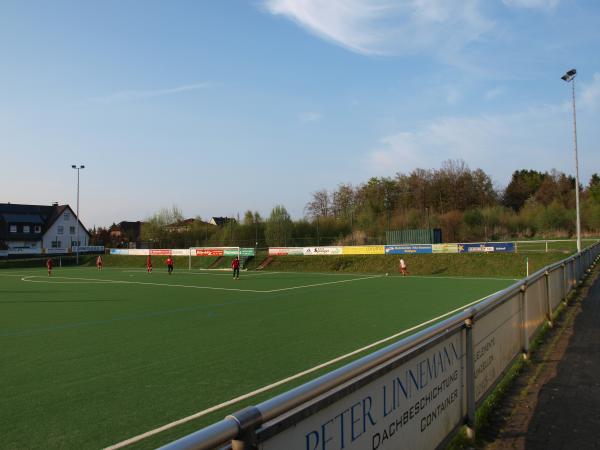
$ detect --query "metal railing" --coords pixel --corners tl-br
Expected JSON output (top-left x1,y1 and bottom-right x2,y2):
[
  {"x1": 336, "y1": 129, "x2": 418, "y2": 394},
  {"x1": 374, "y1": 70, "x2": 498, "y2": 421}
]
[{"x1": 160, "y1": 242, "x2": 600, "y2": 450}]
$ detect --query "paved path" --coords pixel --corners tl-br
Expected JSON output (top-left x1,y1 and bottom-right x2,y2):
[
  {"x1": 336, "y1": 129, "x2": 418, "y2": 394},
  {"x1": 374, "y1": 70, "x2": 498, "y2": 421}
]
[{"x1": 485, "y1": 269, "x2": 600, "y2": 450}]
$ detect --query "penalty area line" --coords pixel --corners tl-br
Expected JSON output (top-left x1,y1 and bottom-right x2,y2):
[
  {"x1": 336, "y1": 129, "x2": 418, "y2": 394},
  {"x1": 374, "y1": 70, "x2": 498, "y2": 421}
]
[{"x1": 104, "y1": 291, "x2": 494, "y2": 449}]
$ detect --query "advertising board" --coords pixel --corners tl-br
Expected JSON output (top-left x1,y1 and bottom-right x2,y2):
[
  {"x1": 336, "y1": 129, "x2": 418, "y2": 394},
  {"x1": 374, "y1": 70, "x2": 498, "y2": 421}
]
[
  {"x1": 472, "y1": 294, "x2": 522, "y2": 402},
  {"x1": 260, "y1": 330, "x2": 465, "y2": 450},
  {"x1": 171, "y1": 249, "x2": 191, "y2": 256},
  {"x1": 384, "y1": 244, "x2": 432, "y2": 254},
  {"x1": 303, "y1": 247, "x2": 343, "y2": 256},
  {"x1": 72, "y1": 246, "x2": 104, "y2": 253},
  {"x1": 432, "y1": 244, "x2": 459, "y2": 254},
  {"x1": 459, "y1": 243, "x2": 515, "y2": 253},
  {"x1": 268, "y1": 247, "x2": 305, "y2": 256},
  {"x1": 127, "y1": 249, "x2": 149, "y2": 256},
  {"x1": 342, "y1": 246, "x2": 385, "y2": 255},
  {"x1": 110, "y1": 249, "x2": 129, "y2": 255},
  {"x1": 149, "y1": 249, "x2": 172, "y2": 256},
  {"x1": 195, "y1": 248, "x2": 224, "y2": 257}
]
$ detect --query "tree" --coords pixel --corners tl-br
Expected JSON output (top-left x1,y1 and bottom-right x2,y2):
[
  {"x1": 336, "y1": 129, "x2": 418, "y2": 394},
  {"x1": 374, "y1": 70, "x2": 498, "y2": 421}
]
[
  {"x1": 305, "y1": 189, "x2": 330, "y2": 219},
  {"x1": 503, "y1": 170, "x2": 546, "y2": 211},
  {"x1": 588, "y1": 173, "x2": 600, "y2": 204},
  {"x1": 265, "y1": 205, "x2": 293, "y2": 247}
]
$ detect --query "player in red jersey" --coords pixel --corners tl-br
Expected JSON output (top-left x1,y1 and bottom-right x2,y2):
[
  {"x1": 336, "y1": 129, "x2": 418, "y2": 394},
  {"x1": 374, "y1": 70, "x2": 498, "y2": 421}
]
[
  {"x1": 146, "y1": 255, "x2": 153, "y2": 274},
  {"x1": 166, "y1": 256, "x2": 174, "y2": 275},
  {"x1": 46, "y1": 258, "x2": 53, "y2": 276},
  {"x1": 96, "y1": 255, "x2": 103, "y2": 271},
  {"x1": 231, "y1": 256, "x2": 240, "y2": 280}
]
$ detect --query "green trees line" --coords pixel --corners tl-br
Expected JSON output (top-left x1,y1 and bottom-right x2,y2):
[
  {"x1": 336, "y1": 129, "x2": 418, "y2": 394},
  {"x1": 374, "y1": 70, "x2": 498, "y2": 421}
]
[{"x1": 94, "y1": 161, "x2": 600, "y2": 248}]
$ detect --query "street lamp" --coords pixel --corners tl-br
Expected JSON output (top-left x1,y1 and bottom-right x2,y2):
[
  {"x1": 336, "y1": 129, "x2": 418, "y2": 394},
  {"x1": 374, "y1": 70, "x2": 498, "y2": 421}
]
[
  {"x1": 561, "y1": 69, "x2": 581, "y2": 252},
  {"x1": 71, "y1": 164, "x2": 85, "y2": 264}
]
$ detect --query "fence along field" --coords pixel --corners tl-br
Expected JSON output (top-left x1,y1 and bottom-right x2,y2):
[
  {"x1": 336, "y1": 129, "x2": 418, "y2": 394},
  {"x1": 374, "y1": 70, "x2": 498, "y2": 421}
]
[
  {"x1": 0, "y1": 257, "x2": 520, "y2": 449},
  {"x1": 157, "y1": 243, "x2": 600, "y2": 450}
]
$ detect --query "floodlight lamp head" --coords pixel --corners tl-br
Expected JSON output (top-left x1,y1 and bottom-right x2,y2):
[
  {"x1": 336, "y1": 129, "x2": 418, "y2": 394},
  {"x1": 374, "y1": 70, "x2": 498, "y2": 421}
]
[
  {"x1": 71, "y1": 165, "x2": 76, "y2": 168},
  {"x1": 561, "y1": 69, "x2": 577, "y2": 82}
]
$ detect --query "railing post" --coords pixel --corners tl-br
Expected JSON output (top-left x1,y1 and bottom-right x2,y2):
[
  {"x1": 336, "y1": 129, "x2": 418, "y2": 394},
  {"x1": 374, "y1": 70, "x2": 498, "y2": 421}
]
[
  {"x1": 545, "y1": 270, "x2": 553, "y2": 327},
  {"x1": 227, "y1": 406, "x2": 262, "y2": 450},
  {"x1": 520, "y1": 284, "x2": 529, "y2": 359},
  {"x1": 465, "y1": 317, "x2": 476, "y2": 441},
  {"x1": 561, "y1": 263, "x2": 568, "y2": 305}
]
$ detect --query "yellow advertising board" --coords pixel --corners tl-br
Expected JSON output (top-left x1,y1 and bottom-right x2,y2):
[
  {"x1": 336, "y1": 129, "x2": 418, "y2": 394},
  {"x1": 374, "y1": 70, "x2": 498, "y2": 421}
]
[
  {"x1": 432, "y1": 243, "x2": 459, "y2": 254},
  {"x1": 342, "y1": 245, "x2": 385, "y2": 255}
]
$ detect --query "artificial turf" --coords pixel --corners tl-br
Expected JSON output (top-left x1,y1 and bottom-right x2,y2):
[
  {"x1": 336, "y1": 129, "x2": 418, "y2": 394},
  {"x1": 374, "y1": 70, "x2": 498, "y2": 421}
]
[{"x1": 0, "y1": 266, "x2": 515, "y2": 449}]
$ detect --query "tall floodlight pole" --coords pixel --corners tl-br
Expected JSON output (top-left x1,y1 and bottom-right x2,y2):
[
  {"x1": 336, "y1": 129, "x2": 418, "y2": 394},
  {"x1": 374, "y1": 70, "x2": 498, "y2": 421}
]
[
  {"x1": 71, "y1": 164, "x2": 85, "y2": 264},
  {"x1": 561, "y1": 69, "x2": 581, "y2": 252}
]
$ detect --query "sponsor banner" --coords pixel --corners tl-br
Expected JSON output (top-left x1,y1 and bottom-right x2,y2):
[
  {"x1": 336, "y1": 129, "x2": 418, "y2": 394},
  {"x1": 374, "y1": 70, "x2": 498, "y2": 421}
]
[
  {"x1": 0, "y1": 250, "x2": 8, "y2": 257},
  {"x1": 260, "y1": 330, "x2": 465, "y2": 450},
  {"x1": 127, "y1": 249, "x2": 149, "y2": 256},
  {"x1": 459, "y1": 243, "x2": 515, "y2": 253},
  {"x1": 473, "y1": 293, "x2": 522, "y2": 402},
  {"x1": 5, "y1": 247, "x2": 43, "y2": 255},
  {"x1": 171, "y1": 249, "x2": 191, "y2": 256},
  {"x1": 110, "y1": 249, "x2": 128, "y2": 255},
  {"x1": 72, "y1": 245, "x2": 104, "y2": 253},
  {"x1": 342, "y1": 245, "x2": 385, "y2": 255},
  {"x1": 223, "y1": 248, "x2": 255, "y2": 257},
  {"x1": 45, "y1": 248, "x2": 68, "y2": 254},
  {"x1": 432, "y1": 244, "x2": 459, "y2": 254},
  {"x1": 150, "y1": 249, "x2": 172, "y2": 256},
  {"x1": 303, "y1": 246, "x2": 343, "y2": 256},
  {"x1": 196, "y1": 248, "x2": 224, "y2": 257},
  {"x1": 269, "y1": 247, "x2": 304, "y2": 256},
  {"x1": 385, "y1": 244, "x2": 432, "y2": 254}
]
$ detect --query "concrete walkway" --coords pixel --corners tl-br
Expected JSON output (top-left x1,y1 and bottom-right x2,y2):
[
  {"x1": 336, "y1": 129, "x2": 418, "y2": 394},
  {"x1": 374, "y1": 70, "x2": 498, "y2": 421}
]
[{"x1": 485, "y1": 269, "x2": 600, "y2": 450}]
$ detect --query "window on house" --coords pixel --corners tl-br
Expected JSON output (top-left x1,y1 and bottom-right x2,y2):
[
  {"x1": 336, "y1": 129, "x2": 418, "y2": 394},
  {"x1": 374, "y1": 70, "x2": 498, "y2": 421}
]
[
  {"x1": 51, "y1": 240, "x2": 62, "y2": 248},
  {"x1": 9, "y1": 225, "x2": 17, "y2": 233},
  {"x1": 58, "y1": 226, "x2": 64, "y2": 235},
  {"x1": 23, "y1": 225, "x2": 30, "y2": 233},
  {"x1": 69, "y1": 226, "x2": 76, "y2": 235},
  {"x1": 34, "y1": 225, "x2": 42, "y2": 233}
]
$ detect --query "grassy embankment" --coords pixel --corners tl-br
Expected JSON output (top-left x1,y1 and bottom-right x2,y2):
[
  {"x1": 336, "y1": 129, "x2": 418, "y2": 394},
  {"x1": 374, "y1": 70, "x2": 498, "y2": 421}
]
[{"x1": 92, "y1": 251, "x2": 569, "y2": 279}]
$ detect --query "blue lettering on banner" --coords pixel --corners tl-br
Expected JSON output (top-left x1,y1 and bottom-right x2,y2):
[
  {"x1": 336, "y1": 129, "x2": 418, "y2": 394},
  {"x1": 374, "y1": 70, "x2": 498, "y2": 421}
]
[
  {"x1": 302, "y1": 341, "x2": 460, "y2": 450},
  {"x1": 109, "y1": 249, "x2": 128, "y2": 255},
  {"x1": 384, "y1": 245, "x2": 432, "y2": 254},
  {"x1": 458, "y1": 243, "x2": 514, "y2": 253}
]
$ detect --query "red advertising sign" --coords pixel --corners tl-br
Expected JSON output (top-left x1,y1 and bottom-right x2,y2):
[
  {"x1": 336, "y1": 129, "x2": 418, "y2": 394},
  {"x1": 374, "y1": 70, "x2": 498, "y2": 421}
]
[
  {"x1": 195, "y1": 249, "x2": 224, "y2": 257},
  {"x1": 150, "y1": 249, "x2": 172, "y2": 256}
]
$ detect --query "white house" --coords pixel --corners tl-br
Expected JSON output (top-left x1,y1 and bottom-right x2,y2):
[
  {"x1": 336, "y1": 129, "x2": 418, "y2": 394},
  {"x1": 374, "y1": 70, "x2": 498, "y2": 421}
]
[{"x1": 0, "y1": 203, "x2": 90, "y2": 254}]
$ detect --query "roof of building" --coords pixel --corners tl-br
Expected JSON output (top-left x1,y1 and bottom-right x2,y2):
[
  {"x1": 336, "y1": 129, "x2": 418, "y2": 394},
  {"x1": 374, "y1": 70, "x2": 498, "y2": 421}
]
[{"x1": 0, "y1": 203, "x2": 90, "y2": 239}]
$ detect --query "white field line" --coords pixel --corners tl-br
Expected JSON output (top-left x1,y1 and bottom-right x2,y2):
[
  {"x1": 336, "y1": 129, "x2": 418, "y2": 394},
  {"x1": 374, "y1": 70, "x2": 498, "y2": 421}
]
[
  {"x1": 19, "y1": 274, "x2": 382, "y2": 294},
  {"x1": 104, "y1": 291, "x2": 494, "y2": 450}
]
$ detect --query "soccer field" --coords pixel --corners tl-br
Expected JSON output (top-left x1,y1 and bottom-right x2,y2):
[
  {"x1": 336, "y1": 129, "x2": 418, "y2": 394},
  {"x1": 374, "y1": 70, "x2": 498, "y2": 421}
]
[{"x1": 0, "y1": 267, "x2": 515, "y2": 449}]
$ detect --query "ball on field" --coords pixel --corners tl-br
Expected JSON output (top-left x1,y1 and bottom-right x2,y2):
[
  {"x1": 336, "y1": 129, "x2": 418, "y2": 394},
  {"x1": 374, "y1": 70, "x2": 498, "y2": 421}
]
[{"x1": 385, "y1": 272, "x2": 389, "y2": 276}]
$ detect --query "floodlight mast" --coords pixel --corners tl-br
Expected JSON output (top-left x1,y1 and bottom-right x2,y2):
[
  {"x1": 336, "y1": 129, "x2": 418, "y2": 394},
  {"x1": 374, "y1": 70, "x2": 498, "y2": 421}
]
[
  {"x1": 71, "y1": 164, "x2": 85, "y2": 264},
  {"x1": 561, "y1": 69, "x2": 581, "y2": 253}
]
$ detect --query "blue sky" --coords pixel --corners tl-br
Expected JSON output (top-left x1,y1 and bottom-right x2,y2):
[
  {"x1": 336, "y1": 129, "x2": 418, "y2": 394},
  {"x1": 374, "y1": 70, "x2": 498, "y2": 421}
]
[{"x1": 1, "y1": 0, "x2": 599, "y2": 227}]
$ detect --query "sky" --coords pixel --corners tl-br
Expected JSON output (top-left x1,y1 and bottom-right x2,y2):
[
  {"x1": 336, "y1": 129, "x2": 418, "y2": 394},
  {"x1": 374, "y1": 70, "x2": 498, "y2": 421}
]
[{"x1": 1, "y1": 0, "x2": 599, "y2": 228}]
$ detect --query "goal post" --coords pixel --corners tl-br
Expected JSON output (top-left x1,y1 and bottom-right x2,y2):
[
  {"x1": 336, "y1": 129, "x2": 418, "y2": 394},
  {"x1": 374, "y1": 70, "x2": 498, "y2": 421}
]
[
  {"x1": 189, "y1": 247, "x2": 241, "y2": 270},
  {"x1": 189, "y1": 247, "x2": 256, "y2": 270}
]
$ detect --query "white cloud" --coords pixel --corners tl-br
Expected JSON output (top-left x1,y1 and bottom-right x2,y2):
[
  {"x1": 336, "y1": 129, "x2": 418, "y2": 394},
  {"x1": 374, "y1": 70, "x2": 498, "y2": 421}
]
[
  {"x1": 299, "y1": 111, "x2": 323, "y2": 122},
  {"x1": 92, "y1": 82, "x2": 212, "y2": 104},
  {"x1": 502, "y1": 0, "x2": 559, "y2": 10},
  {"x1": 365, "y1": 103, "x2": 579, "y2": 184},
  {"x1": 262, "y1": 0, "x2": 492, "y2": 57},
  {"x1": 580, "y1": 73, "x2": 600, "y2": 110}
]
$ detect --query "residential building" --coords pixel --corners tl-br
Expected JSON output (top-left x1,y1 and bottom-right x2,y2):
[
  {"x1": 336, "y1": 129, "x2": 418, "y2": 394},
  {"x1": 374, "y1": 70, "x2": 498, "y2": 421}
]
[{"x1": 0, "y1": 203, "x2": 90, "y2": 254}]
